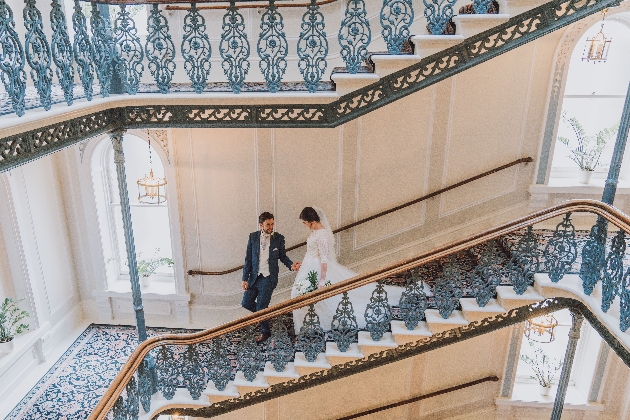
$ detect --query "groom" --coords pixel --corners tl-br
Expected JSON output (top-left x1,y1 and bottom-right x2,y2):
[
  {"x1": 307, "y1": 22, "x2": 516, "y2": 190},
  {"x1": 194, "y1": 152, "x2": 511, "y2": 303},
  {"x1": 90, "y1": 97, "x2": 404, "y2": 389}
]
[{"x1": 242, "y1": 212, "x2": 299, "y2": 343}]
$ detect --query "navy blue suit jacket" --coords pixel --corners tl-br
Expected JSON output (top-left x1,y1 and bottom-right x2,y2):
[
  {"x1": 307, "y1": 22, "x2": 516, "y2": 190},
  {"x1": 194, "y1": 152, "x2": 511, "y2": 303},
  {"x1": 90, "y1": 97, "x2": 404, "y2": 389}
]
[{"x1": 242, "y1": 231, "x2": 293, "y2": 289}]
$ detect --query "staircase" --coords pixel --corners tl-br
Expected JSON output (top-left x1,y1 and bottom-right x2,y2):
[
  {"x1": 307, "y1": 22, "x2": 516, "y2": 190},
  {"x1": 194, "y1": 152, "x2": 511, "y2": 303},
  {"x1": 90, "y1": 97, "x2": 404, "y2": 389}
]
[
  {"x1": 0, "y1": 0, "x2": 619, "y2": 173},
  {"x1": 89, "y1": 200, "x2": 630, "y2": 419}
]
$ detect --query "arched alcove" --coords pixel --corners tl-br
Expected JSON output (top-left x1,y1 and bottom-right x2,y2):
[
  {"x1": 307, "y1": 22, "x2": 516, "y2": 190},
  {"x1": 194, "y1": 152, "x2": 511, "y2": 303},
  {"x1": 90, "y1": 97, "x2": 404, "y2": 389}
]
[
  {"x1": 548, "y1": 16, "x2": 630, "y2": 184},
  {"x1": 90, "y1": 133, "x2": 176, "y2": 294}
]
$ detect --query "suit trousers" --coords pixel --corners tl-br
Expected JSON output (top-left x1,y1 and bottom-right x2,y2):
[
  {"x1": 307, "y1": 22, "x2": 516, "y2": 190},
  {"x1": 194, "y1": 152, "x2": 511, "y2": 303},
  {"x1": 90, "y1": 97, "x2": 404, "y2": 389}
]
[{"x1": 241, "y1": 274, "x2": 274, "y2": 335}]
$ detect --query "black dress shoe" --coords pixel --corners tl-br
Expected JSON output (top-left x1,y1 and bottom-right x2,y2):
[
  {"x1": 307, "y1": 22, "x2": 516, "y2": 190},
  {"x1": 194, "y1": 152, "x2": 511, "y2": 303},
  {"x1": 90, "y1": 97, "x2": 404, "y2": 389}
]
[{"x1": 255, "y1": 333, "x2": 271, "y2": 343}]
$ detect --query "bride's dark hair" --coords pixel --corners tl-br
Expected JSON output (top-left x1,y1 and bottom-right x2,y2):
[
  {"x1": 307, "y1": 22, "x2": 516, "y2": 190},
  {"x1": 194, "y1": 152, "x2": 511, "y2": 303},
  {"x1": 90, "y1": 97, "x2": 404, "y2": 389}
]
[{"x1": 299, "y1": 207, "x2": 320, "y2": 223}]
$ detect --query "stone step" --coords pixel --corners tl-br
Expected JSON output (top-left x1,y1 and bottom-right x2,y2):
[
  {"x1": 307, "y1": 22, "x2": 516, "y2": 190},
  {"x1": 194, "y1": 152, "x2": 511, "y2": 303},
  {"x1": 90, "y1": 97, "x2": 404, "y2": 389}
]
[
  {"x1": 453, "y1": 14, "x2": 511, "y2": 38},
  {"x1": 204, "y1": 381, "x2": 240, "y2": 404},
  {"x1": 370, "y1": 54, "x2": 422, "y2": 77},
  {"x1": 331, "y1": 72, "x2": 380, "y2": 96},
  {"x1": 496, "y1": 285, "x2": 544, "y2": 311},
  {"x1": 293, "y1": 351, "x2": 332, "y2": 376},
  {"x1": 263, "y1": 361, "x2": 301, "y2": 385},
  {"x1": 460, "y1": 298, "x2": 506, "y2": 323},
  {"x1": 411, "y1": 35, "x2": 465, "y2": 59},
  {"x1": 390, "y1": 320, "x2": 432, "y2": 345},
  {"x1": 357, "y1": 331, "x2": 398, "y2": 356},
  {"x1": 233, "y1": 371, "x2": 269, "y2": 396},
  {"x1": 325, "y1": 342, "x2": 364, "y2": 366},
  {"x1": 424, "y1": 309, "x2": 469, "y2": 334}
]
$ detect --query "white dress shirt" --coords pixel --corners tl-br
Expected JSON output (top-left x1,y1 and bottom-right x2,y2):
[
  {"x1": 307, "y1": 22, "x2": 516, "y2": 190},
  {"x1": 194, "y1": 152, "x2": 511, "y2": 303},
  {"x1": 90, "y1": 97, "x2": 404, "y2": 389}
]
[{"x1": 258, "y1": 232, "x2": 271, "y2": 277}]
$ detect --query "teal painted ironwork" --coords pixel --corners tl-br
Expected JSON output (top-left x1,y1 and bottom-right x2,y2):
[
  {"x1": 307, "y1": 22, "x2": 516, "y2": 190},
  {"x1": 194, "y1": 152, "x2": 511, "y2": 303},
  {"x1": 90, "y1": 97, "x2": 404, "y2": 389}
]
[
  {"x1": 24, "y1": 0, "x2": 53, "y2": 111},
  {"x1": 183, "y1": 345, "x2": 206, "y2": 400},
  {"x1": 473, "y1": 0, "x2": 493, "y2": 13},
  {"x1": 543, "y1": 213, "x2": 578, "y2": 283},
  {"x1": 268, "y1": 315, "x2": 293, "y2": 372},
  {"x1": 331, "y1": 292, "x2": 358, "y2": 352},
  {"x1": 621, "y1": 268, "x2": 630, "y2": 332},
  {"x1": 399, "y1": 268, "x2": 428, "y2": 330},
  {"x1": 146, "y1": 4, "x2": 175, "y2": 94},
  {"x1": 50, "y1": 0, "x2": 73, "y2": 106},
  {"x1": 72, "y1": 0, "x2": 93, "y2": 101},
  {"x1": 137, "y1": 358, "x2": 154, "y2": 413},
  {"x1": 237, "y1": 325, "x2": 263, "y2": 382},
  {"x1": 90, "y1": 3, "x2": 114, "y2": 98},
  {"x1": 298, "y1": 0, "x2": 328, "y2": 93},
  {"x1": 506, "y1": 226, "x2": 539, "y2": 295},
  {"x1": 380, "y1": 0, "x2": 414, "y2": 54},
  {"x1": 220, "y1": 2, "x2": 250, "y2": 94},
  {"x1": 124, "y1": 376, "x2": 139, "y2": 417},
  {"x1": 297, "y1": 304, "x2": 326, "y2": 362},
  {"x1": 208, "y1": 335, "x2": 232, "y2": 391},
  {"x1": 0, "y1": 0, "x2": 26, "y2": 116},
  {"x1": 112, "y1": 395, "x2": 125, "y2": 419},
  {"x1": 580, "y1": 218, "x2": 607, "y2": 295},
  {"x1": 435, "y1": 255, "x2": 464, "y2": 319},
  {"x1": 551, "y1": 311, "x2": 584, "y2": 420},
  {"x1": 257, "y1": 0, "x2": 288, "y2": 93},
  {"x1": 602, "y1": 230, "x2": 626, "y2": 313},
  {"x1": 423, "y1": 0, "x2": 457, "y2": 34},
  {"x1": 113, "y1": 5, "x2": 144, "y2": 95},
  {"x1": 338, "y1": 0, "x2": 371, "y2": 73},
  {"x1": 364, "y1": 282, "x2": 392, "y2": 341},
  {"x1": 156, "y1": 345, "x2": 178, "y2": 400},
  {"x1": 471, "y1": 241, "x2": 503, "y2": 307},
  {"x1": 182, "y1": 3, "x2": 211, "y2": 94}
]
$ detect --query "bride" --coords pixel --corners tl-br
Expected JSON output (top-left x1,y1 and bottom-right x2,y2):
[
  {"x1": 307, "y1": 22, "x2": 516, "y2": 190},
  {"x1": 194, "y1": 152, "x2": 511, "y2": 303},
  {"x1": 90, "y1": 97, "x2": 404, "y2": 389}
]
[{"x1": 291, "y1": 207, "x2": 383, "y2": 332}]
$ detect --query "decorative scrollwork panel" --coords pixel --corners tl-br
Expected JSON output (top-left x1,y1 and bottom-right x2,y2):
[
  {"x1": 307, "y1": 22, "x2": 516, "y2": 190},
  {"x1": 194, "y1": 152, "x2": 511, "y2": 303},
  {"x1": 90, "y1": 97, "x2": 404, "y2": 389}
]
[
  {"x1": 543, "y1": 213, "x2": 578, "y2": 283},
  {"x1": 338, "y1": 0, "x2": 371, "y2": 74},
  {"x1": 23, "y1": 0, "x2": 53, "y2": 110},
  {"x1": 50, "y1": 0, "x2": 74, "y2": 106},
  {"x1": 298, "y1": 0, "x2": 328, "y2": 93},
  {"x1": 208, "y1": 336, "x2": 233, "y2": 391},
  {"x1": 399, "y1": 268, "x2": 428, "y2": 330},
  {"x1": 146, "y1": 4, "x2": 175, "y2": 94},
  {"x1": 506, "y1": 226, "x2": 540, "y2": 295},
  {"x1": 182, "y1": 3, "x2": 211, "y2": 94},
  {"x1": 364, "y1": 282, "x2": 392, "y2": 341},
  {"x1": 297, "y1": 304, "x2": 326, "y2": 362},
  {"x1": 220, "y1": 3, "x2": 250, "y2": 94},
  {"x1": 155, "y1": 345, "x2": 179, "y2": 400},
  {"x1": 0, "y1": 0, "x2": 27, "y2": 116},
  {"x1": 237, "y1": 325, "x2": 263, "y2": 382},
  {"x1": 435, "y1": 255, "x2": 464, "y2": 319},
  {"x1": 182, "y1": 345, "x2": 207, "y2": 400},
  {"x1": 331, "y1": 292, "x2": 358, "y2": 351},
  {"x1": 423, "y1": 0, "x2": 457, "y2": 35},
  {"x1": 602, "y1": 230, "x2": 626, "y2": 313},
  {"x1": 471, "y1": 241, "x2": 504, "y2": 307},
  {"x1": 114, "y1": 5, "x2": 144, "y2": 95},
  {"x1": 258, "y1": 0, "x2": 288, "y2": 93},
  {"x1": 380, "y1": 0, "x2": 414, "y2": 54},
  {"x1": 72, "y1": 0, "x2": 93, "y2": 101},
  {"x1": 268, "y1": 315, "x2": 294, "y2": 372},
  {"x1": 580, "y1": 218, "x2": 607, "y2": 295},
  {"x1": 90, "y1": 4, "x2": 114, "y2": 98}
]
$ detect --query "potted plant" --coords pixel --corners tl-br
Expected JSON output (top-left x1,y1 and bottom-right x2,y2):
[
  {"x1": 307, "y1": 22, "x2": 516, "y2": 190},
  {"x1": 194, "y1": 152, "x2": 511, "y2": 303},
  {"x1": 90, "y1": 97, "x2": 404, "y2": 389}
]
[
  {"x1": 136, "y1": 249, "x2": 174, "y2": 287},
  {"x1": 519, "y1": 340, "x2": 563, "y2": 396},
  {"x1": 557, "y1": 111, "x2": 618, "y2": 184},
  {"x1": 0, "y1": 297, "x2": 30, "y2": 354}
]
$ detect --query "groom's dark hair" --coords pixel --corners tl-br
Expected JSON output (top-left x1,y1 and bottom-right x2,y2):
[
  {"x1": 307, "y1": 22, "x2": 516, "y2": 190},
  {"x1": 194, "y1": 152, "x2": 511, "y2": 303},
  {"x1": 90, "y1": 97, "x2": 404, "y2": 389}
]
[
  {"x1": 259, "y1": 212, "x2": 274, "y2": 224},
  {"x1": 299, "y1": 207, "x2": 320, "y2": 223}
]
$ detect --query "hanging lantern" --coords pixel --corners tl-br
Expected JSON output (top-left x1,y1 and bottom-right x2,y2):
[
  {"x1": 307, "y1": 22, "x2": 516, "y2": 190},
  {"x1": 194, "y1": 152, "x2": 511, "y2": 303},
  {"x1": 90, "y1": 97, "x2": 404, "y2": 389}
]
[
  {"x1": 524, "y1": 314, "x2": 559, "y2": 343},
  {"x1": 582, "y1": 10, "x2": 612, "y2": 63},
  {"x1": 137, "y1": 139, "x2": 167, "y2": 204}
]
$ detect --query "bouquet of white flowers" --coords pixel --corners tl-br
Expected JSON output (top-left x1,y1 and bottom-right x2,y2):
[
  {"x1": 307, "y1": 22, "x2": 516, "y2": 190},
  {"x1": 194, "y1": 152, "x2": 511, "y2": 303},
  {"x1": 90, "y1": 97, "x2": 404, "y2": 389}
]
[{"x1": 297, "y1": 270, "x2": 331, "y2": 295}]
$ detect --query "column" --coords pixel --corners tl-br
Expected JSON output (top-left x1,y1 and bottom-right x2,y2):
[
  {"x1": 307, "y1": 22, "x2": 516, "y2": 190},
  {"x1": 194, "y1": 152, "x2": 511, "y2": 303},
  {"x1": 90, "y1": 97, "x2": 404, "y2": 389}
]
[
  {"x1": 550, "y1": 311, "x2": 584, "y2": 420},
  {"x1": 110, "y1": 129, "x2": 147, "y2": 342},
  {"x1": 602, "y1": 81, "x2": 630, "y2": 205}
]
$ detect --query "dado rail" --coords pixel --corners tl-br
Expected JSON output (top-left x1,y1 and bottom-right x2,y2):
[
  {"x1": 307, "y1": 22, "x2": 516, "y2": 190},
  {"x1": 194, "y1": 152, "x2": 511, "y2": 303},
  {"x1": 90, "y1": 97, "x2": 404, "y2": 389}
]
[{"x1": 90, "y1": 200, "x2": 630, "y2": 419}]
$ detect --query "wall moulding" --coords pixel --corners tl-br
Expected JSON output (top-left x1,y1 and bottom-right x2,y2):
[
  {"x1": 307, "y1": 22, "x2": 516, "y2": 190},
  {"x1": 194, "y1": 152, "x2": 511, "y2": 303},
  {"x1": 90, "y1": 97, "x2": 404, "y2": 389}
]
[{"x1": 0, "y1": 0, "x2": 619, "y2": 173}]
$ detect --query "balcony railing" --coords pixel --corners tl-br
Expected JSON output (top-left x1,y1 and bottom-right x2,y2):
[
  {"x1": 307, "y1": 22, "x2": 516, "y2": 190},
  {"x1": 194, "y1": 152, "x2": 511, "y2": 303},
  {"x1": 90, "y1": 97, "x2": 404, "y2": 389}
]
[{"x1": 89, "y1": 199, "x2": 630, "y2": 419}]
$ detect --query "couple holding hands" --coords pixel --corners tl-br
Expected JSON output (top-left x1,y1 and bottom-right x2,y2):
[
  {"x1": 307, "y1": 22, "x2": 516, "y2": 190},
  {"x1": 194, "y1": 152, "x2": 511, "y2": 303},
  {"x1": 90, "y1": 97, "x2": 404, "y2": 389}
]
[{"x1": 241, "y1": 207, "x2": 362, "y2": 343}]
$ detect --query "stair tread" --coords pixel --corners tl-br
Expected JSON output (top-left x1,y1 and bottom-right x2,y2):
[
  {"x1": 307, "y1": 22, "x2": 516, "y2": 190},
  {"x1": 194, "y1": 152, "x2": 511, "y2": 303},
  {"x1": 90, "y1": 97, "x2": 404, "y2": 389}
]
[
  {"x1": 233, "y1": 371, "x2": 269, "y2": 388},
  {"x1": 460, "y1": 298, "x2": 505, "y2": 313},
  {"x1": 294, "y1": 352, "x2": 331, "y2": 368},
  {"x1": 263, "y1": 361, "x2": 300, "y2": 378},
  {"x1": 425, "y1": 309, "x2": 469, "y2": 325},
  {"x1": 326, "y1": 342, "x2": 364, "y2": 358},
  {"x1": 204, "y1": 381, "x2": 240, "y2": 397},
  {"x1": 357, "y1": 331, "x2": 398, "y2": 347},
  {"x1": 390, "y1": 320, "x2": 432, "y2": 336}
]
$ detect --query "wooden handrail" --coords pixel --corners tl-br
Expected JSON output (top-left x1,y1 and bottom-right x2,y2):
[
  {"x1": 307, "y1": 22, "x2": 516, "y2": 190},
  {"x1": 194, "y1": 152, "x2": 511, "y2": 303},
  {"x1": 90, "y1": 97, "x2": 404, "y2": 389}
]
[
  {"x1": 337, "y1": 376, "x2": 500, "y2": 419},
  {"x1": 187, "y1": 157, "x2": 533, "y2": 276},
  {"x1": 90, "y1": 199, "x2": 630, "y2": 420}
]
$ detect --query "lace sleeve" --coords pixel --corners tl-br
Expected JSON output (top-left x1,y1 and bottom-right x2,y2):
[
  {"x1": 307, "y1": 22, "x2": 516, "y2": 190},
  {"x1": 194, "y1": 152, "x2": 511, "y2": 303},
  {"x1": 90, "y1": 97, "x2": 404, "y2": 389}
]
[{"x1": 315, "y1": 230, "x2": 328, "y2": 263}]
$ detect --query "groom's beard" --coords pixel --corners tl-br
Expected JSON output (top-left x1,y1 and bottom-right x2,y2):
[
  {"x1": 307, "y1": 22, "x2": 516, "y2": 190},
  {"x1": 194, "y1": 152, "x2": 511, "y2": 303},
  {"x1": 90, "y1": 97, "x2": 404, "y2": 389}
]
[{"x1": 263, "y1": 228, "x2": 273, "y2": 235}]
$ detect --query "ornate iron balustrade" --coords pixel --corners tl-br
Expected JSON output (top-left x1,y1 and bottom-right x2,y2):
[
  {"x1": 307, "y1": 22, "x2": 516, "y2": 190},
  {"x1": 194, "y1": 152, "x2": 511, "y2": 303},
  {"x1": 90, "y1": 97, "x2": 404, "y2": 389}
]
[
  {"x1": 0, "y1": 0, "x2": 618, "y2": 173},
  {"x1": 90, "y1": 200, "x2": 630, "y2": 419}
]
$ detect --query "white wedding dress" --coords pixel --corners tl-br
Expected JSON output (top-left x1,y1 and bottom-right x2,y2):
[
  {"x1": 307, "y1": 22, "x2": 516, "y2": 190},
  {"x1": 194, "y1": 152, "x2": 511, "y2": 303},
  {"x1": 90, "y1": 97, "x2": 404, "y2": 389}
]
[{"x1": 291, "y1": 208, "x2": 404, "y2": 333}]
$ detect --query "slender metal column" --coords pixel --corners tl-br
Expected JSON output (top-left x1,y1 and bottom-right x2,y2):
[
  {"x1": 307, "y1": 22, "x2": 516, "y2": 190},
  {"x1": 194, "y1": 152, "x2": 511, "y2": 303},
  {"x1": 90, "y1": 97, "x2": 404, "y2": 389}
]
[
  {"x1": 602, "y1": 81, "x2": 630, "y2": 205},
  {"x1": 550, "y1": 311, "x2": 584, "y2": 420},
  {"x1": 110, "y1": 129, "x2": 147, "y2": 342}
]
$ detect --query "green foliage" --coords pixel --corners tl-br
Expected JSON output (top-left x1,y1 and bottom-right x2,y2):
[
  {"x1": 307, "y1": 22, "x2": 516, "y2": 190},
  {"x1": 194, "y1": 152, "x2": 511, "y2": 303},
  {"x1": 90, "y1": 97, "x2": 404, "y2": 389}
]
[
  {"x1": 519, "y1": 340, "x2": 563, "y2": 387},
  {"x1": 0, "y1": 297, "x2": 30, "y2": 343},
  {"x1": 557, "y1": 111, "x2": 619, "y2": 171},
  {"x1": 298, "y1": 270, "x2": 332, "y2": 295},
  {"x1": 137, "y1": 248, "x2": 174, "y2": 278}
]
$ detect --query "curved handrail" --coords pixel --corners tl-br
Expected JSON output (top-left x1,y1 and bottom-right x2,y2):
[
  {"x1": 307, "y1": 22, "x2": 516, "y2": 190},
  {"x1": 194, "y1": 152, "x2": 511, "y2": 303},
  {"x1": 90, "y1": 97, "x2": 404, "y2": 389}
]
[
  {"x1": 165, "y1": 0, "x2": 340, "y2": 11},
  {"x1": 89, "y1": 199, "x2": 630, "y2": 419},
  {"x1": 187, "y1": 157, "x2": 533, "y2": 276}
]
